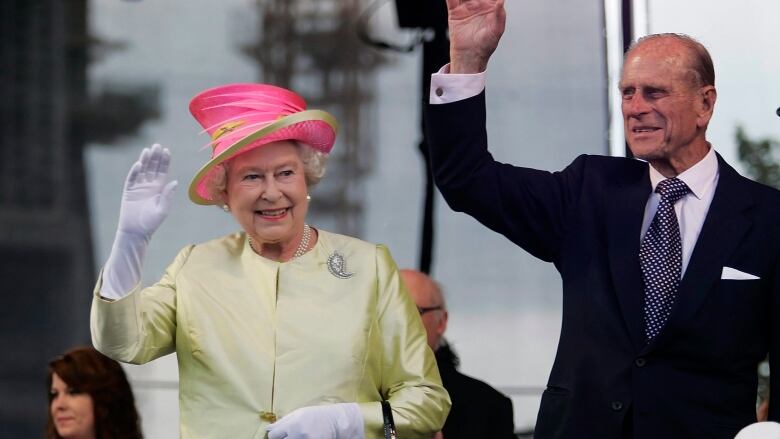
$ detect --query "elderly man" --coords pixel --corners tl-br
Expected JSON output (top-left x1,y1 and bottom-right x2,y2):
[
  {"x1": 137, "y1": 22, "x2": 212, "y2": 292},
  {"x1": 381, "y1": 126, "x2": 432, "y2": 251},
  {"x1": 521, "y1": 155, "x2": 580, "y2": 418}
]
[
  {"x1": 400, "y1": 269, "x2": 515, "y2": 439},
  {"x1": 424, "y1": 0, "x2": 780, "y2": 438}
]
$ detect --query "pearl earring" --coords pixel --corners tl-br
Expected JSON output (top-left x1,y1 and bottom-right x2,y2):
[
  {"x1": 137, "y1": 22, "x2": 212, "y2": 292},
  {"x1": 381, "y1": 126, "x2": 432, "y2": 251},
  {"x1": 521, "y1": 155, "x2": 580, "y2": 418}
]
[
  {"x1": 222, "y1": 204, "x2": 230, "y2": 212},
  {"x1": 306, "y1": 195, "x2": 311, "y2": 201}
]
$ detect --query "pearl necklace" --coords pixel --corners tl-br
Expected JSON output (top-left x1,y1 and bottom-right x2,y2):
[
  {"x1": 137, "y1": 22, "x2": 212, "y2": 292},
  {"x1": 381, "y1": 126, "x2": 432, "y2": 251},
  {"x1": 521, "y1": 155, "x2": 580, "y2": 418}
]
[{"x1": 248, "y1": 224, "x2": 312, "y2": 261}]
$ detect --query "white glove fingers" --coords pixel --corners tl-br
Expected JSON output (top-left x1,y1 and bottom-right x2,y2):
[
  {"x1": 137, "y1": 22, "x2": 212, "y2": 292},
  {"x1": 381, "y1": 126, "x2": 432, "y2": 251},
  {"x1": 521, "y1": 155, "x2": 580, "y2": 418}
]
[
  {"x1": 266, "y1": 428, "x2": 287, "y2": 439},
  {"x1": 115, "y1": 144, "x2": 174, "y2": 240},
  {"x1": 124, "y1": 161, "x2": 142, "y2": 190},
  {"x1": 266, "y1": 412, "x2": 295, "y2": 438},
  {"x1": 146, "y1": 144, "x2": 163, "y2": 181},
  {"x1": 266, "y1": 419, "x2": 288, "y2": 439},
  {"x1": 158, "y1": 147, "x2": 172, "y2": 177},
  {"x1": 137, "y1": 147, "x2": 152, "y2": 182}
]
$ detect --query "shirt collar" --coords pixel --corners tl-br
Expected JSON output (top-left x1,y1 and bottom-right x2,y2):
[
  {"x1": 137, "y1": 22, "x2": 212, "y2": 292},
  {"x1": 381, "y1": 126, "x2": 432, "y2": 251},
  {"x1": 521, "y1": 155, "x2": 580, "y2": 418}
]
[{"x1": 648, "y1": 146, "x2": 718, "y2": 200}]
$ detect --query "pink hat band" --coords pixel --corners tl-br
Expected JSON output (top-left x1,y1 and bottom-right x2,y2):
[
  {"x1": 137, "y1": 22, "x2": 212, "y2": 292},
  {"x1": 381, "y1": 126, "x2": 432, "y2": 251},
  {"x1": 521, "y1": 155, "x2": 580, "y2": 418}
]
[{"x1": 187, "y1": 83, "x2": 338, "y2": 205}]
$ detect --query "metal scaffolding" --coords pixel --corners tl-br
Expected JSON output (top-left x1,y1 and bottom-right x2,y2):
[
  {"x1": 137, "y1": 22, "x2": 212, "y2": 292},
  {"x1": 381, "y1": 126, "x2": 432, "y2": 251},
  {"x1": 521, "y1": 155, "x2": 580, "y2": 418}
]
[{"x1": 241, "y1": 0, "x2": 387, "y2": 237}]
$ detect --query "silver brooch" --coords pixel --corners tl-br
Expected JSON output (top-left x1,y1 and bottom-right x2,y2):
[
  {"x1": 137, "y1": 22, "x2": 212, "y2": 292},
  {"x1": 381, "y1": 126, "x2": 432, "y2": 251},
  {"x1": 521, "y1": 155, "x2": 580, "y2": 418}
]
[{"x1": 327, "y1": 251, "x2": 354, "y2": 279}]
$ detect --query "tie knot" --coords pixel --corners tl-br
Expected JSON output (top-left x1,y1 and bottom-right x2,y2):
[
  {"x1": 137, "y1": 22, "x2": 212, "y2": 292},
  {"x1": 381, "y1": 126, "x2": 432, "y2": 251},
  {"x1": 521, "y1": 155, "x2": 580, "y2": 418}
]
[{"x1": 655, "y1": 178, "x2": 690, "y2": 204}]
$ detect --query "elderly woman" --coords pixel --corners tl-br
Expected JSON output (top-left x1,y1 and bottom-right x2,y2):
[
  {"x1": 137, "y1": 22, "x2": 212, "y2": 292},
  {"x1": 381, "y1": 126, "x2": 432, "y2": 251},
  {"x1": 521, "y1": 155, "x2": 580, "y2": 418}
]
[
  {"x1": 91, "y1": 83, "x2": 450, "y2": 439},
  {"x1": 48, "y1": 346, "x2": 143, "y2": 439}
]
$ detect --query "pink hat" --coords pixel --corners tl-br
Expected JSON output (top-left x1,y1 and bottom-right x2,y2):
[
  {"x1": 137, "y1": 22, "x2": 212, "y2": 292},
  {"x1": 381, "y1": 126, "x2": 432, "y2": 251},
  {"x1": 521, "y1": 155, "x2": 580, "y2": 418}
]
[{"x1": 187, "y1": 83, "x2": 338, "y2": 205}]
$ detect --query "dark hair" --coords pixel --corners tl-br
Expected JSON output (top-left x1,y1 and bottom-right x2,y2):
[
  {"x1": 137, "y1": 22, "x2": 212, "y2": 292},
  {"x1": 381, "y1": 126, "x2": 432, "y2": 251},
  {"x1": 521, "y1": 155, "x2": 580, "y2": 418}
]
[
  {"x1": 628, "y1": 33, "x2": 715, "y2": 87},
  {"x1": 46, "y1": 346, "x2": 143, "y2": 439}
]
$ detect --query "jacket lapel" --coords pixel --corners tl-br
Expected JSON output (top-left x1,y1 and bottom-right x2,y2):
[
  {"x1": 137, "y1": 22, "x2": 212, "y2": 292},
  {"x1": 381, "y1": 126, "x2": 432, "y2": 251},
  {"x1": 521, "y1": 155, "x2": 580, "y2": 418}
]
[
  {"x1": 643, "y1": 155, "x2": 754, "y2": 353},
  {"x1": 607, "y1": 165, "x2": 651, "y2": 351}
]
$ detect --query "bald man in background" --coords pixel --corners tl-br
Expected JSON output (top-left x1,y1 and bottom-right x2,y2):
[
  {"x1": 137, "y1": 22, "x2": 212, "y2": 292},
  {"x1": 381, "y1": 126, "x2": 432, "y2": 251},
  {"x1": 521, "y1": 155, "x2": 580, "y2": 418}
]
[{"x1": 401, "y1": 269, "x2": 515, "y2": 439}]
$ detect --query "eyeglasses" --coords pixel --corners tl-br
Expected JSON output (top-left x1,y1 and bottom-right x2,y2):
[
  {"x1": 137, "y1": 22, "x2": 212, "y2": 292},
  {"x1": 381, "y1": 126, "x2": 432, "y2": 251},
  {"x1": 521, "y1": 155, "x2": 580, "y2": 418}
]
[{"x1": 417, "y1": 305, "x2": 443, "y2": 315}]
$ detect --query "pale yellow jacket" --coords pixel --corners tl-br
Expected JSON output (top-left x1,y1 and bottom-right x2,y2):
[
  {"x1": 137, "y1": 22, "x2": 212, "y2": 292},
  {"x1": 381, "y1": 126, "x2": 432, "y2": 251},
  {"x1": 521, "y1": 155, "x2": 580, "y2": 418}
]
[{"x1": 91, "y1": 230, "x2": 450, "y2": 439}]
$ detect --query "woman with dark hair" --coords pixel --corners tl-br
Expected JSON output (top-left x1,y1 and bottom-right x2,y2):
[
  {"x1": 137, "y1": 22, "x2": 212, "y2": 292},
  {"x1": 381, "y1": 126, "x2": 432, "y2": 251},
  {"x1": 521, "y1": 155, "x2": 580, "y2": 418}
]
[{"x1": 47, "y1": 346, "x2": 143, "y2": 439}]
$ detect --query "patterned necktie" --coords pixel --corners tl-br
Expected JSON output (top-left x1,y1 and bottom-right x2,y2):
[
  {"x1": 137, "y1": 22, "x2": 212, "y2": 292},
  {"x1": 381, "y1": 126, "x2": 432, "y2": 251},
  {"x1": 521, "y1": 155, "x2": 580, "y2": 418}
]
[{"x1": 640, "y1": 177, "x2": 690, "y2": 341}]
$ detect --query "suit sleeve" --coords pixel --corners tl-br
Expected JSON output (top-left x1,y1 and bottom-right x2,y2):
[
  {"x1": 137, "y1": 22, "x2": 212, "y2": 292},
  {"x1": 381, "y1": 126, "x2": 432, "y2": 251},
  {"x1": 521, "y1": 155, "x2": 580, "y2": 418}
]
[
  {"x1": 425, "y1": 91, "x2": 586, "y2": 263},
  {"x1": 358, "y1": 245, "x2": 451, "y2": 438},
  {"x1": 495, "y1": 394, "x2": 516, "y2": 439},
  {"x1": 90, "y1": 245, "x2": 194, "y2": 364},
  {"x1": 769, "y1": 254, "x2": 780, "y2": 420}
]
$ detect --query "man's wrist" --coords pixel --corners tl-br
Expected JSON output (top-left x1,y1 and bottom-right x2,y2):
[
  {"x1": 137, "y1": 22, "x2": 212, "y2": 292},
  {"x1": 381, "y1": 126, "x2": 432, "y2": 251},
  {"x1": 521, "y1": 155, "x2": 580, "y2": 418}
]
[{"x1": 450, "y1": 54, "x2": 488, "y2": 74}]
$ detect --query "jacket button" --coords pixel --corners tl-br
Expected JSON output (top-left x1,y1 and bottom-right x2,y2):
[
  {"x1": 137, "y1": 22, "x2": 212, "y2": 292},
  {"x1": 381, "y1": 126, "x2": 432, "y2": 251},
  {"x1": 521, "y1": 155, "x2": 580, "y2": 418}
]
[
  {"x1": 635, "y1": 357, "x2": 647, "y2": 367},
  {"x1": 259, "y1": 411, "x2": 277, "y2": 422},
  {"x1": 611, "y1": 401, "x2": 624, "y2": 411}
]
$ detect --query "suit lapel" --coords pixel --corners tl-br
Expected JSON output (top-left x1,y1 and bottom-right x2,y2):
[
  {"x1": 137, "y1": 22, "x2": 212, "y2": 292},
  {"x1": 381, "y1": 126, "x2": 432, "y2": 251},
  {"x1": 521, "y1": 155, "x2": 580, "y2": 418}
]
[
  {"x1": 644, "y1": 156, "x2": 754, "y2": 353},
  {"x1": 607, "y1": 166, "x2": 651, "y2": 351}
]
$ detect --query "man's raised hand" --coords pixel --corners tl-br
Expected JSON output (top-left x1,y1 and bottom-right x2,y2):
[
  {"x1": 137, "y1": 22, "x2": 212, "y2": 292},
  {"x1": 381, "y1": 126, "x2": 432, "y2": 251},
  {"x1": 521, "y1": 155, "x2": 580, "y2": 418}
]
[{"x1": 446, "y1": 0, "x2": 506, "y2": 74}]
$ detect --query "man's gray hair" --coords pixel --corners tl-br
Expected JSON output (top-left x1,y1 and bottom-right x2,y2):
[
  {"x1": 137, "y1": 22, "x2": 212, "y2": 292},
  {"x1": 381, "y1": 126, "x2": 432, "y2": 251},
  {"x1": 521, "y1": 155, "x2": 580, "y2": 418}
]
[{"x1": 627, "y1": 33, "x2": 715, "y2": 87}]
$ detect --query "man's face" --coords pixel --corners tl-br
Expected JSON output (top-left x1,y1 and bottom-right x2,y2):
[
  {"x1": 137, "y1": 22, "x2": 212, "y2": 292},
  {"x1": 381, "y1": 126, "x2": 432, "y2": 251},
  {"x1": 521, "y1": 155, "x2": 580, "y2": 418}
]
[
  {"x1": 619, "y1": 39, "x2": 713, "y2": 174},
  {"x1": 417, "y1": 301, "x2": 446, "y2": 351},
  {"x1": 400, "y1": 270, "x2": 447, "y2": 351}
]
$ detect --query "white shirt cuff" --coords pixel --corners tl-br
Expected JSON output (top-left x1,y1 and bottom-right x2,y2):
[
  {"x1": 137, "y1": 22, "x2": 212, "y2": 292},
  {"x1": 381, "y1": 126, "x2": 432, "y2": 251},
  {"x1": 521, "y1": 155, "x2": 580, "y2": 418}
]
[{"x1": 429, "y1": 63, "x2": 487, "y2": 105}]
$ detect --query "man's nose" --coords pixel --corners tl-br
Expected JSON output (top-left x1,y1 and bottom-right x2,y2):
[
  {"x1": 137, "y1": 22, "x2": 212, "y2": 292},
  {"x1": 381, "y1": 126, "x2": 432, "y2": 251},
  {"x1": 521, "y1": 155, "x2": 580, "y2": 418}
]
[{"x1": 623, "y1": 94, "x2": 651, "y2": 118}]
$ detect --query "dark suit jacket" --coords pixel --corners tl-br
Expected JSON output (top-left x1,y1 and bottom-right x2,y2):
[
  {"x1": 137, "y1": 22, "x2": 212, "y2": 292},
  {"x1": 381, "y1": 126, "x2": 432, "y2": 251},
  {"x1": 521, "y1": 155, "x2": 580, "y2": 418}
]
[
  {"x1": 436, "y1": 344, "x2": 516, "y2": 439},
  {"x1": 425, "y1": 92, "x2": 780, "y2": 439}
]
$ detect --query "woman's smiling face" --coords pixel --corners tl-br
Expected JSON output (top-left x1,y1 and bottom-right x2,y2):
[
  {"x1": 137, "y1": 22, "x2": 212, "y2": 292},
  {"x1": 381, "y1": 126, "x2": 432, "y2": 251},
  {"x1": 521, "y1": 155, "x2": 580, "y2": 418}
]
[{"x1": 225, "y1": 141, "x2": 309, "y2": 252}]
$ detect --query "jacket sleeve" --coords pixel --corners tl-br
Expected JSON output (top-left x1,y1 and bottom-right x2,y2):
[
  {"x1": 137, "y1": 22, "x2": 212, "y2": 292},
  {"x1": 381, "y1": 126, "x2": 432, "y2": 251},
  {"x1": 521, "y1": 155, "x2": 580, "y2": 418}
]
[
  {"x1": 358, "y1": 244, "x2": 451, "y2": 438},
  {"x1": 769, "y1": 253, "x2": 780, "y2": 420},
  {"x1": 425, "y1": 91, "x2": 586, "y2": 263},
  {"x1": 90, "y1": 245, "x2": 194, "y2": 364}
]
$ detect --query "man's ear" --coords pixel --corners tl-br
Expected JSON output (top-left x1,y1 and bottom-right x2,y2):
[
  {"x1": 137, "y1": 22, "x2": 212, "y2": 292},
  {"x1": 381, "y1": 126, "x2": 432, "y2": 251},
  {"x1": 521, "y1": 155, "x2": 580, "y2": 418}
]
[
  {"x1": 437, "y1": 311, "x2": 449, "y2": 336},
  {"x1": 697, "y1": 85, "x2": 717, "y2": 129}
]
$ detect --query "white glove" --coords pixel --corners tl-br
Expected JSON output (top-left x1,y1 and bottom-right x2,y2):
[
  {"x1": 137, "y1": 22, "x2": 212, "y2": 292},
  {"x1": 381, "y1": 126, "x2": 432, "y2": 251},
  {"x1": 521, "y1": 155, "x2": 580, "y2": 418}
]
[
  {"x1": 100, "y1": 144, "x2": 178, "y2": 300},
  {"x1": 735, "y1": 422, "x2": 780, "y2": 439},
  {"x1": 117, "y1": 144, "x2": 177, "y2": 237},
  {"x1": 266, "y1": 403, "x2": 364, "y2": 439}
]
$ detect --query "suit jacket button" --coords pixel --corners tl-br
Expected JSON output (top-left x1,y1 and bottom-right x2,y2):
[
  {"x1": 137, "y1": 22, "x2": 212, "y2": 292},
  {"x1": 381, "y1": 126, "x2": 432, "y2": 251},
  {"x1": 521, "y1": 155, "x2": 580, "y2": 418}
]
[
  {"x1": 259, "y1": 411, "x2": 277, "y2": 422},
  {"x1": 611, "y1": 401, "x2": 624, "y2": 411},
  {"x1": 635, "y1": 357, "x2": 647, "y2": 367}
]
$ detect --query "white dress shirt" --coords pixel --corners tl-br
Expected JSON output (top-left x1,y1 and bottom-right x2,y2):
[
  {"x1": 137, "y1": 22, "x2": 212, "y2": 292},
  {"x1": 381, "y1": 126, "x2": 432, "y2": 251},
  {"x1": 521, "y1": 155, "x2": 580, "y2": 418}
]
[
  {"x1": 642, "y1": 147, "x2": 719, "y2": 275},
  {"x1": 429, "y1": 64, "x2": 486, "y2": 105},
  {"x1": 429, "y1": 65, "x2": 720, "y2": 276}
]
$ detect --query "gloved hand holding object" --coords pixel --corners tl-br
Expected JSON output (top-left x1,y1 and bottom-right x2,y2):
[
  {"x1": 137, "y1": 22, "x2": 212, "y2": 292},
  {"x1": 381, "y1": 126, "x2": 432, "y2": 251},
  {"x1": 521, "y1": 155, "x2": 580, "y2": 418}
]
[{"x1": 266, "y1": 403, "x2": 364, "y2": 439}]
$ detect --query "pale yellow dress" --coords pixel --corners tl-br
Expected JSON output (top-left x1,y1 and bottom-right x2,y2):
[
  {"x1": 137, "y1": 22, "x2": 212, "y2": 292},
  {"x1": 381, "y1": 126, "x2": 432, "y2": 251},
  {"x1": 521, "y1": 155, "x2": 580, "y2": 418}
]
[{"x1": 91, "y1": 229, "x2": 450, "y2": 439}]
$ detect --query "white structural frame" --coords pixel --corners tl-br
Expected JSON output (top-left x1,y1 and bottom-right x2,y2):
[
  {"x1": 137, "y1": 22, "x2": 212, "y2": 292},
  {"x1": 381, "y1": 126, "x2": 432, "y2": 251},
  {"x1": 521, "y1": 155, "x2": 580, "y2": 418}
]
[{"x1": 604, "y1": 0, "x2": 649, "y2": 157}]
